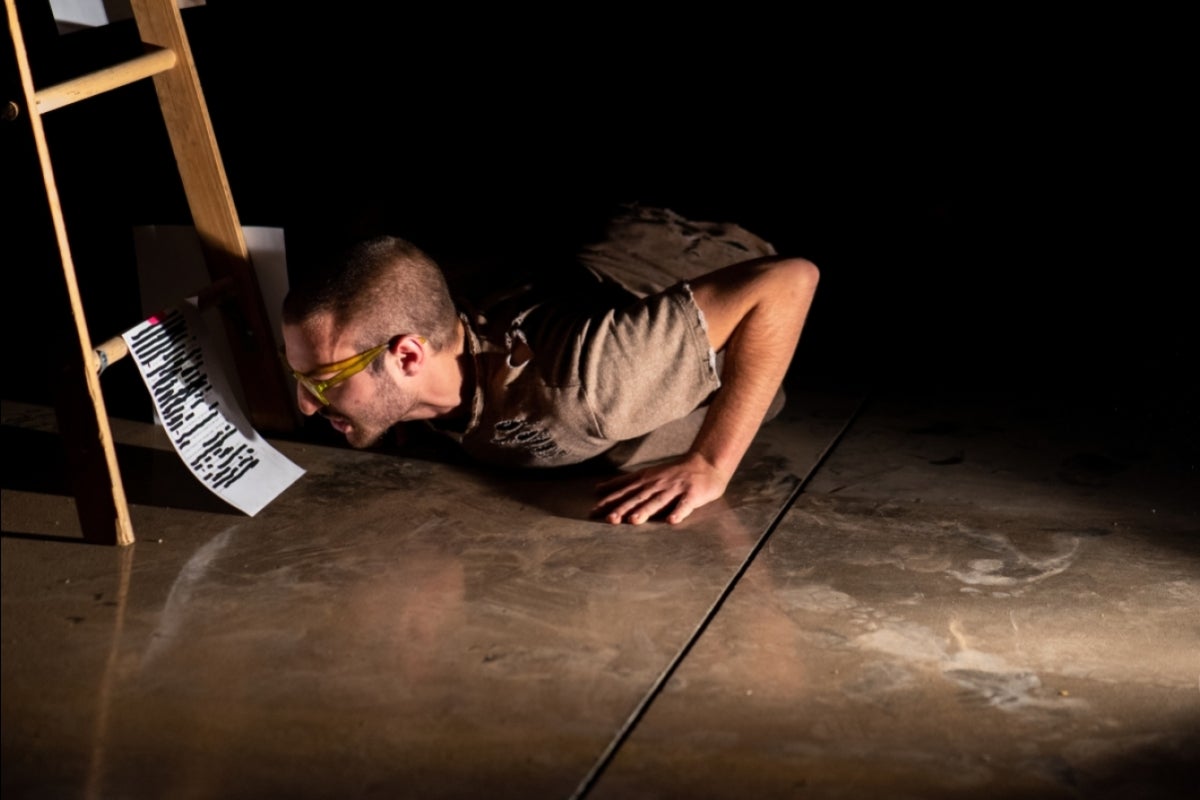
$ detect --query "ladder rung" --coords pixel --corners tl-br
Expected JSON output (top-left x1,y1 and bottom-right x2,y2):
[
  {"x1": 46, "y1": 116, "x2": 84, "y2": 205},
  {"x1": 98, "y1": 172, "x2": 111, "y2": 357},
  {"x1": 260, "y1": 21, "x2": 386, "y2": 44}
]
[{"x1": 34, "y1": 45, "x2": 178, "y2": 114}]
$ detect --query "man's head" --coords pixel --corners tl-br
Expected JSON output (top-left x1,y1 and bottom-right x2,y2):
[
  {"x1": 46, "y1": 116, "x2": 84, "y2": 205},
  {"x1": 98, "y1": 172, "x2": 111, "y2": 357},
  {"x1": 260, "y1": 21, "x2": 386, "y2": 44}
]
[{"x1": 281, "y1": 236, "x2": 461, "y2": 447}]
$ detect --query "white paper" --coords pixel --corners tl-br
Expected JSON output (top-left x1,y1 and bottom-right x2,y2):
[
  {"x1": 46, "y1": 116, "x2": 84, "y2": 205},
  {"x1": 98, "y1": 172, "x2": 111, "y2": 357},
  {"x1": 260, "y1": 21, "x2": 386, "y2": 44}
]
[{"x1": 122, "y1": 300, "x2": 304, "y2": 516}]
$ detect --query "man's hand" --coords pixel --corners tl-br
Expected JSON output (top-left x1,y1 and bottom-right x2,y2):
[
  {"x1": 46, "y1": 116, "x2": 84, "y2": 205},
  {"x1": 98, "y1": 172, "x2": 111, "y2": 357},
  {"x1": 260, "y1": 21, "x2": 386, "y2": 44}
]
[{"x1": 591, "y1": 453, "x2": 731, "y2": 525}]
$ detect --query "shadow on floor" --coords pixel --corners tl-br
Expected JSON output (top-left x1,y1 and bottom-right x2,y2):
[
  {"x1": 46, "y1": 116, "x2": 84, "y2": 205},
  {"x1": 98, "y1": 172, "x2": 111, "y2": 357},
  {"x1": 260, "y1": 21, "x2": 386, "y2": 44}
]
[{"x1": 0, "y1": 425, "x2": 239, "y2": 516}]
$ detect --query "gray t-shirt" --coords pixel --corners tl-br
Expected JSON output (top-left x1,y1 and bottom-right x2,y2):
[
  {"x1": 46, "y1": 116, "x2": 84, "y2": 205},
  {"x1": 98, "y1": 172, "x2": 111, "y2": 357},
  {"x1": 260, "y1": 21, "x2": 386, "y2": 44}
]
[
  {"x1": 430, "y1": 204, "x2": 778, "y2": 468},
  {"x1": 437, "y1": 280, "x2": 720, "y2": 468}
]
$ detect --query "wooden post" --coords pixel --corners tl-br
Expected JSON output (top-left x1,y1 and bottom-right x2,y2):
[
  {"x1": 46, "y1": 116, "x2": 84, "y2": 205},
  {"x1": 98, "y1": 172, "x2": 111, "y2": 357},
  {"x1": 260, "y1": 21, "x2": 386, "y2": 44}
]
[{"x1": 6, "y1": 0, "x2": 134, "y2": 545}]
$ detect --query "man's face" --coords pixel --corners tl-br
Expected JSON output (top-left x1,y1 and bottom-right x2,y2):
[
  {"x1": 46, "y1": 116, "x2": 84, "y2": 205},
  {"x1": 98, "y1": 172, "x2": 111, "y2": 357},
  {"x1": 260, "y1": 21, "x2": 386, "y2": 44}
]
[{"x1": 282, "y1": 315, "x2": 417, "y2": 448}]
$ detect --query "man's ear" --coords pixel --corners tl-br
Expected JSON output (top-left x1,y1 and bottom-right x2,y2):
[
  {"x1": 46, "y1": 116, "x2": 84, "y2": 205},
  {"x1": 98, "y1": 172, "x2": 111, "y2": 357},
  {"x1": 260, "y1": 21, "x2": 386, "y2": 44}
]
[{"x1": 389, "y1": 334, "x2": 428, "y2": 376}]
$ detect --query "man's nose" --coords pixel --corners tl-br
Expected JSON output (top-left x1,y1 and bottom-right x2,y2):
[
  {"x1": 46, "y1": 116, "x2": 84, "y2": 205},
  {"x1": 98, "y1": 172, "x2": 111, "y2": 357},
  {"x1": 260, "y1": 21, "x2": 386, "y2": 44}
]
[{"x1": 295, "y1": 382, "x2": 322, "y2": 416}]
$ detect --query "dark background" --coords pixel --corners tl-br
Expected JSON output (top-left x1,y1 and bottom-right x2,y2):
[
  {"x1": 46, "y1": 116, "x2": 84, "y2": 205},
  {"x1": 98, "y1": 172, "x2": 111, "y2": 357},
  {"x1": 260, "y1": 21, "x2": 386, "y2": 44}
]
[{"x1": 4, "y1": 2, "x2": 1194, "y2": 448}]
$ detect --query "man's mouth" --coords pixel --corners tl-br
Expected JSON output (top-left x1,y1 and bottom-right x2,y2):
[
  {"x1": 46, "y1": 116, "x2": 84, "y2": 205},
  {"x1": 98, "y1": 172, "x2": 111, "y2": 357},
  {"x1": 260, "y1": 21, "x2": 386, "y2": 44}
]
[{"x1": 320, "y1": 411, "x2": 352, "y2": 434}]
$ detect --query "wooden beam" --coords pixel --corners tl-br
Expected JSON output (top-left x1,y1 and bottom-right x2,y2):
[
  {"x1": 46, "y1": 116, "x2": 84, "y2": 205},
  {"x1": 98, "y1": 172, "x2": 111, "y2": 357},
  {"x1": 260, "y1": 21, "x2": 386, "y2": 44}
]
[
  {"x1": 34, "y1": 46, "x2": 177, "y2": 113},
  {"x1": 129, "y1": 0, "x2": 297, "y2": 433}
]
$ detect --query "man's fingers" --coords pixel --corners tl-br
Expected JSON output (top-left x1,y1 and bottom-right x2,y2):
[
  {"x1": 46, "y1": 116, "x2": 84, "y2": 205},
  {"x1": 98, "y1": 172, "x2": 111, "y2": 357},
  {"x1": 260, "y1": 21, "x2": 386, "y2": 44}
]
[
  {"x1": 666, "y1": 492, "x2": 698, "y2": 525},
  {"x1": 592, "y1": 477, "x2": 680, "y2": 525},
  {"x1": 591, "y1": 473, "x2": 652, "y2": 515},
  {"x1": 608, "y1": 491, "x2": 675, "y2": 525},
  {"x1": 595, "y1": 471, "x2": 642, "y2": 493},
  {"x1": 599, "y1": 485, "x2": 663, "y2": 523}
]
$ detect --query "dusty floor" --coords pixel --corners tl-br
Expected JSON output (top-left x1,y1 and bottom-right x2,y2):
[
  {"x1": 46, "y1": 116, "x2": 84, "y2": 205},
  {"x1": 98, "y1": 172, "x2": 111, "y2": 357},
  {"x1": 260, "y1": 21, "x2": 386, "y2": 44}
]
[{"x1": 2, "y1": 379, "x2": 1197, "y2": 800}]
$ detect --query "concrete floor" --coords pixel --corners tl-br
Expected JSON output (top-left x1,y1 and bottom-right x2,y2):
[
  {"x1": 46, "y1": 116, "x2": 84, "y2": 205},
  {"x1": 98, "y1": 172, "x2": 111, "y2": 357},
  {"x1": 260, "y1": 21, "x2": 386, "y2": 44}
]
[{"x1": 2, "y1": 380, "x2": 1197, "y2": 800}]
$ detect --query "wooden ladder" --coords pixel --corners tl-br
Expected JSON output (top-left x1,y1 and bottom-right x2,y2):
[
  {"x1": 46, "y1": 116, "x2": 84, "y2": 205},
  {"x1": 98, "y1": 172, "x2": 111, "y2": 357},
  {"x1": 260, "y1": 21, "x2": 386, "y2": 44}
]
[{"x1": 5, "y1": 0, "x2": 296, "y2": 545}]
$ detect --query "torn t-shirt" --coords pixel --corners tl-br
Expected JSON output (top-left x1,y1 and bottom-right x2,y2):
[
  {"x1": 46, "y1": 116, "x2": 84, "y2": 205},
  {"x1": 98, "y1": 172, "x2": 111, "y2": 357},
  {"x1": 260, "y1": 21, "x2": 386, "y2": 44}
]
[{"x1": 429, "y1": 204, "x2": 779, "y2": 468}]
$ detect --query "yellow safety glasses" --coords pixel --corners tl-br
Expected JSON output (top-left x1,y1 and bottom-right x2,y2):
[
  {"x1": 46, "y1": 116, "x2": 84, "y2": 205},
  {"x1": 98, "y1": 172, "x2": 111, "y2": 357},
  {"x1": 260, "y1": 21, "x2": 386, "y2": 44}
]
[{"x1": 284, "y1": 335, "x2": 423, "y2": 406}]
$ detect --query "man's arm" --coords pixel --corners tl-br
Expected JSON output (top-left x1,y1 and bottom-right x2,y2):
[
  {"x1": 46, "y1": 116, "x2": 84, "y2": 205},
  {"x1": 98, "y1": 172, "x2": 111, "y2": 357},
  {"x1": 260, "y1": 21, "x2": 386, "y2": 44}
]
[{"x1": 592, "y1": 256, "x2": 819, "y2": 524}]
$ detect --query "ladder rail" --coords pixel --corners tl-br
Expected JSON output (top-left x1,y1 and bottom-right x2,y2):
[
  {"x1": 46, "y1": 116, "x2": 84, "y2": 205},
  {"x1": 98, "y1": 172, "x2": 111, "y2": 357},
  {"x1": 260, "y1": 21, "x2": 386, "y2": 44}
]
[{"x1": 6, "y1": 0, "x2": 135, "y2": 545}]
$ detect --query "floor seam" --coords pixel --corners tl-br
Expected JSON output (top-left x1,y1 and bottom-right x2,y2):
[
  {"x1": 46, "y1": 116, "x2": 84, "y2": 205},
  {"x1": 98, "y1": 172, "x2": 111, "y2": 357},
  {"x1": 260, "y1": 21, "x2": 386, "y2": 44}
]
[{"x1": 567, "y1": 389, "x2": 874, "y2": 800}]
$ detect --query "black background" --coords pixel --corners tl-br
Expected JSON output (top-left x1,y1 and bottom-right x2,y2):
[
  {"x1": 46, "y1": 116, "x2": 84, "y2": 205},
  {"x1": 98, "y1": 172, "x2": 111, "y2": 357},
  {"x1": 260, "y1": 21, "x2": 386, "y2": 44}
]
[{"x1": 4, "y1": 2, "x2": 1194, "y2": 446}]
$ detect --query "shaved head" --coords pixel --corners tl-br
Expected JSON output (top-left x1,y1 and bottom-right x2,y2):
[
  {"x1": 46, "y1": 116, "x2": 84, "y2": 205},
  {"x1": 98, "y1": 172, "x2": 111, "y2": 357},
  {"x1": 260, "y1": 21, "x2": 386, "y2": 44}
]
[{"x1": 283, "y1": 235, "x2": 459, "y2": 353}]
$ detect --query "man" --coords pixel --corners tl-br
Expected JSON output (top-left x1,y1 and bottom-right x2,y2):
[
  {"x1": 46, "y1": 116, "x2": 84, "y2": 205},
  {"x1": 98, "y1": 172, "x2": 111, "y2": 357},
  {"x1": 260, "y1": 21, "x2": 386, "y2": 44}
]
[{"x1": 281, "y1": 205, "x2": 819, "y2": 525}]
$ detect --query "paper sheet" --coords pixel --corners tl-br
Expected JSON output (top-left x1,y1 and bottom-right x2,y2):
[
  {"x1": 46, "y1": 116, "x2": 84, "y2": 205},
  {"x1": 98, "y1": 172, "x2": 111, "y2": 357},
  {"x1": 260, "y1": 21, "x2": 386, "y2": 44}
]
[{"x1": 122, "y1": 299, "x2": 304, "y2": 516}]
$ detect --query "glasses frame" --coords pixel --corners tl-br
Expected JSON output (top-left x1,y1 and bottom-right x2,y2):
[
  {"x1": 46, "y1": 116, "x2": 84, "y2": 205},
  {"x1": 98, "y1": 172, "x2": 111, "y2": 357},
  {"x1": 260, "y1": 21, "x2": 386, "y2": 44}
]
[{"x1": 284, "y1": 337, "x2": 400, "y2": 407}]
